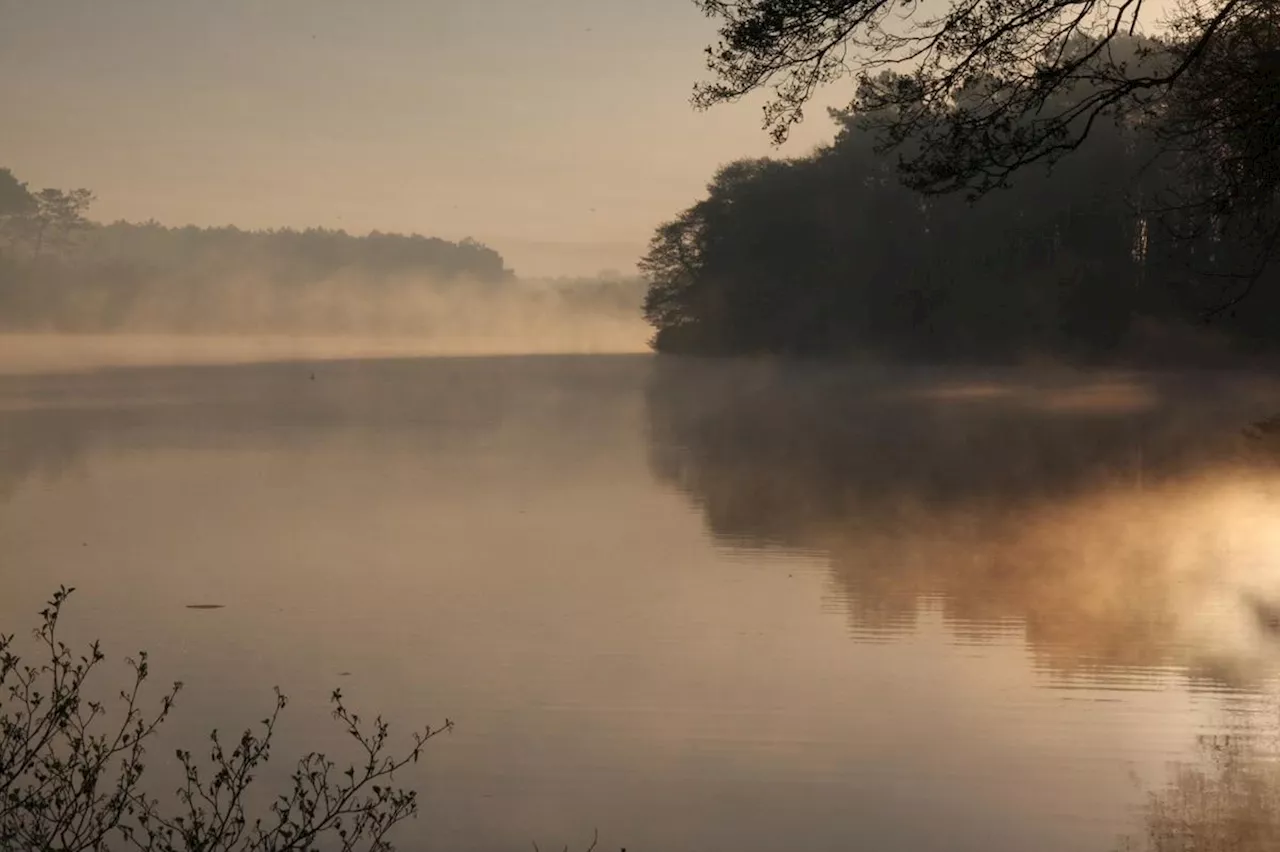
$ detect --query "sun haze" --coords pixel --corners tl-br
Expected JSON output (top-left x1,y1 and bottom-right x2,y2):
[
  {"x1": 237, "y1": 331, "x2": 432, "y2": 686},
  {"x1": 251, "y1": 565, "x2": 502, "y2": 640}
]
[{"x1": 0, "y1": 0, "x2": 837, "y2": 277}]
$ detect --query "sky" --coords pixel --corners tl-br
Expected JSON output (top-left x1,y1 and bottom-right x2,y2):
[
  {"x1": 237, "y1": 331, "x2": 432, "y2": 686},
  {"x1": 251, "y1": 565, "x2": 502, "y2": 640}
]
[{"x1": 0, "y1": 0, "x2": 844, "y2": 277}]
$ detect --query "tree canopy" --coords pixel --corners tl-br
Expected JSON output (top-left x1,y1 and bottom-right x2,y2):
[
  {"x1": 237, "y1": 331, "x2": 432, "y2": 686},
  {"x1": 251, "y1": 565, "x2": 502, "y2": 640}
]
[
  {"x1": 0, "y1": 168, "x2": 34, "y2": 218},
  {"x1": 0, "y1": 167, "x2": 517, "y2": 332},
  {"x1": 643, "y1": 57, "x2": 1280, "y2": 359},
  {"x1": 692, "y1": 0, "x2": 1280, "y2": 273}
]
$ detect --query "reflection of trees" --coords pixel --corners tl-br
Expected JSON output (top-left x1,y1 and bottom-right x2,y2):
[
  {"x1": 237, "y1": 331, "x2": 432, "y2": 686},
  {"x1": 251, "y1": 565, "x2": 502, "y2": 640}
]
[
  {"x1": 0, "y1": 355, "x2": 646, "y2": 502},
  {"x1": 1120, "y1": 719, "x2": 1280, "y2": 852},
  {"x1": 646, "y1": 358, "x2": 1280, "y2": 681},
  {"x1": 0, "y1": 408, "x2": 102, "y2": 501}
]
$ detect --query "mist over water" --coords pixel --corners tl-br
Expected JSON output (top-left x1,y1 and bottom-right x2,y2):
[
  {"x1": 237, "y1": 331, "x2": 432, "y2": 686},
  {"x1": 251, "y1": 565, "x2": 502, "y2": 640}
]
[
  {"x1": 7, "y1": 0, "x2": 1280, "y2": 848},
  {"x1": 5, "y1": 355, "x2": 1280, "y2": 852},
  {"x1": 0, "y1": 274, "x2": 651, "y2": 373},
  {"x1": 0, "y1": 194, "x2": 651, "y2": 371},
  {"x1": 646, "y1": 361, "x2": 1280, "y2": 682}
]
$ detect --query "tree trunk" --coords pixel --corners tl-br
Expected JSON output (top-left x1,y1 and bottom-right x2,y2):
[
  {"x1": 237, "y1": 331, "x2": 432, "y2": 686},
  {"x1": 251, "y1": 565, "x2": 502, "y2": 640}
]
[{"x1": 31, "y1": 219, "x2": 46, "y2": 261}]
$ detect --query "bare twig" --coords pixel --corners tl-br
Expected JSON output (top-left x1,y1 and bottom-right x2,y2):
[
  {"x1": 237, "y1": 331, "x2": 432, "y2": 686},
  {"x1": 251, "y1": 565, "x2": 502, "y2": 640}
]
[{"x1": 1, "y1": 588, "x2": 450, "y2": 852}]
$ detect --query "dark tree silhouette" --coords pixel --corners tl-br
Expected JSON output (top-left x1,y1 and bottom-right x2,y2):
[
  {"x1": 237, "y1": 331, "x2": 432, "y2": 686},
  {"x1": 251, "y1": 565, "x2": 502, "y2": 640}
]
[
  {"x1": 643, "y1": 37, "x2": 1280, "y2": 358},
  {"x1": 691, "y1": 0, "x2": 1280, "y2": 306},
  {"x1": 28, "y1": 188, "x2": 95, "y2": 261},
  {"x1": 0, "y1": 169, "x2": 33, "y2": 219},
  {"x1": 1, "y1": 587, "x2": 452, "y2": 852},
  {"x1": 0, "y1": 168, "x2": 522, "y2": 333},
  {"x1": 692, "y1": 0, "x2": 1278, "y2": 200}
]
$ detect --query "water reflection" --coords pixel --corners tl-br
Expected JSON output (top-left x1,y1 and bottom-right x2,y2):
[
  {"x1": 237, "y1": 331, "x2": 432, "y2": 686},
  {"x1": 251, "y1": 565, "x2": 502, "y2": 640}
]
[
  {"x1": 7, "y1": 354, "x2": 1280, "y2": 851},
  {"x1": 0, "y1": 355, "x2": 647, "y2": 501},
  {"x1": 1120, "y1": 710, "x2": 1280, "y2": 852},
  {"x1": 645, "y1": 359, "x2": 1280, "y2": 685}
]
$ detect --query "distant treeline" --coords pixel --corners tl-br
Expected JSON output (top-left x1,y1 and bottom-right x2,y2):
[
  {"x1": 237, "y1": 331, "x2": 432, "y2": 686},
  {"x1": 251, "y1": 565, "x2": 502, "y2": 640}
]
[
  {"x1": 0, "y1": 167, "x2": 518, "y2": 332},
  {"x1": 641, "y1": 37, "x2": 1280, "y2": 361}
]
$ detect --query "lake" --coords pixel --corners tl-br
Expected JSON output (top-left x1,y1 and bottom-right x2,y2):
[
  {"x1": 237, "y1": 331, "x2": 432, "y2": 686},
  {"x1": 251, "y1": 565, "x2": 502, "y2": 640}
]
[{"x1": 4, "y1": 353, "x2": 1280, "y2": 852}]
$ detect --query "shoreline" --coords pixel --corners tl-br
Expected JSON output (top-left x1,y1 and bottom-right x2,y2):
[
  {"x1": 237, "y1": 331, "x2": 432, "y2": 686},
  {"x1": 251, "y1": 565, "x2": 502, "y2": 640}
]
[{"x1": 0, "y1": 331, "x2": 651, "y2": 375}]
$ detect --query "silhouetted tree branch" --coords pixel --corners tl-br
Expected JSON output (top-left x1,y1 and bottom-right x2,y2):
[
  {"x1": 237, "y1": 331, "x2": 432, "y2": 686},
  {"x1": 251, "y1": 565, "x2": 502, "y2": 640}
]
[
  {"x1": 692, "y1": 0, "x2": 1280, "y2": 255},
  {"x1": 1, "y1": 587, "x2": 452, "y2": 852},
  {"x1": 27, "y1": 189, "x2": 95, "y2": 261}
]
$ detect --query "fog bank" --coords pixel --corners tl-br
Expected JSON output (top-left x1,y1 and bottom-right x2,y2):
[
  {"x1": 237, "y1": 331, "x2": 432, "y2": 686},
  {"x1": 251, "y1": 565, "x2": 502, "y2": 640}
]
[{"x1": 0, "y1": 273, "x2": 651, "y2": 373}]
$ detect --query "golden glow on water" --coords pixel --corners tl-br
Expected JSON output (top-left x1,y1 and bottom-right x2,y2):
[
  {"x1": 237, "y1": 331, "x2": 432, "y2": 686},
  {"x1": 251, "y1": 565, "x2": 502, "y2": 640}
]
[
  {"x1": 909, "y1": 376, "x2": 1159, "y2": 412},
  {"x1": 818, "y1": 473, "x2": 1280, "y2": 681},
  {"x1": 4, "y1": 355, "x2": 1280, "y2": 852}
]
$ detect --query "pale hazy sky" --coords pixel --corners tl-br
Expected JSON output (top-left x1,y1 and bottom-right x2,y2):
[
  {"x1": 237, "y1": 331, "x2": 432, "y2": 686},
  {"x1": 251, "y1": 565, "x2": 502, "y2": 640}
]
[{"x1": 0, "y1": 0, "x2": 843, "y2": 277}]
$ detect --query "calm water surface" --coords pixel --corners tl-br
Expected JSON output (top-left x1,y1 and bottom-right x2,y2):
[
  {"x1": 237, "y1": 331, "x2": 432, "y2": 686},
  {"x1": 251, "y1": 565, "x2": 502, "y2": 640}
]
[{"x1": 4, "y1": 354, "x2": 1280, "y2": 851}]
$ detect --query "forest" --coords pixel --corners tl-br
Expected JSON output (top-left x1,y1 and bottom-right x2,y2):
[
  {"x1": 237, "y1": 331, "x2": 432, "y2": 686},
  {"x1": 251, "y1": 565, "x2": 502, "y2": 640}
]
[
  {"x1": 0, "y1": 167, "x2": 520, "y2": 333},
  {"x1": 642, "y1": 34, "x2": 1280, "y2": 362}
]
